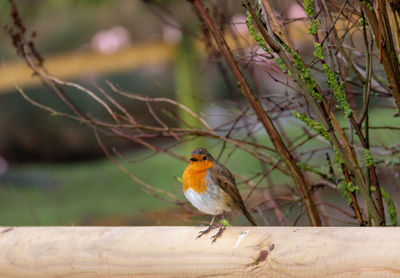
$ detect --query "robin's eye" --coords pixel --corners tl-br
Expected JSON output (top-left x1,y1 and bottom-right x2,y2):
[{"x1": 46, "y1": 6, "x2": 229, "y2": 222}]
[
  {"x1": 190, "y1": 157, "x2": 197, "y2": 161},
  {"x1": 202, "y1": 156, "x2": 207, "y2": 160}
]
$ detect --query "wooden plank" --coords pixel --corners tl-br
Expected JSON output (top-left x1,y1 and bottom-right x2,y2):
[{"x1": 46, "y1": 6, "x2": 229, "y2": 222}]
[{"x1": 0, "y1": 226, "x2": 399, "y2": 277}]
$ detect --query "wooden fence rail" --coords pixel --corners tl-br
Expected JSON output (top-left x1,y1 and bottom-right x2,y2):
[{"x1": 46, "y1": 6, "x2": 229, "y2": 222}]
[{"x1": 0, "y1": 226, "x2": 399, "y2": 277}]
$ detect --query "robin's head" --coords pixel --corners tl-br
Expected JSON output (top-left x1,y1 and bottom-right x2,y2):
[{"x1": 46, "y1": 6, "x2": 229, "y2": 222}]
[{"x1": 187, "y1": 148, "x2": 215, "y2": 171}]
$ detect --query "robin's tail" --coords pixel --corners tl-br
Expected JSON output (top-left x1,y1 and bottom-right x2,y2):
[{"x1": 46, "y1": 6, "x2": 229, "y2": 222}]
[{"x1": 239, "y1": 203, "x2": 258, "y2": 226}]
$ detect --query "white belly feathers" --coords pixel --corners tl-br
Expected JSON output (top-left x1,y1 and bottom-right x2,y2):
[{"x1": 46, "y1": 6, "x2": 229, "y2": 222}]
[{"x1": 184, "y1": 171, "x2": 233, "y2": 215}]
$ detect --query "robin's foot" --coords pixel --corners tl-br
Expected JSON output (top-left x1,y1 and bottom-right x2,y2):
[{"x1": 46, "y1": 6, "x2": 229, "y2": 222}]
[
  {"x1": 196, "y1": 224, "x2": 216, "y2": 239},
  {"x1": 211, "y1": 225, "x2": 226, "y2": 244}
]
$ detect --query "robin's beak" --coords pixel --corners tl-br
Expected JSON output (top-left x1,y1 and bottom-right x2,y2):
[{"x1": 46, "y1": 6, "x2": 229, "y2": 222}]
[{"x1": 189, "y1": 154, "x2": 205, "y2": 162}]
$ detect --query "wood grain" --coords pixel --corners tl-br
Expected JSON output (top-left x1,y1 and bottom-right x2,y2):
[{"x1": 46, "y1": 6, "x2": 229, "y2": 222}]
[{"x1": 0, "y1": 227, "x2": 399, "y2": 277}]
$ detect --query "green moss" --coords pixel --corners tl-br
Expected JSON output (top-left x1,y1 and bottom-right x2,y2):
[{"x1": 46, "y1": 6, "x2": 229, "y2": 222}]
[
  {"x1": 309, "y1": 20, "x2": 318, "y2": 35},
  {"x1": 246, "y1": 12, "x2": 267, "y2": 51},
  {"x1": 248, "y1": 18, "x2": 294, "y2": 77},
  {"x1": 337, "y1": 180, "x2": 359, "y2": 204},
  {"x1": 297, "y1": 161, "x2": 323, "y2": 175},
  {"x1": 292, "y1": 111, "x2": 330, "y2": 141},
  {"x1": 337, "y1": 180, "x2": 352, "y2": 203},
  {"x1": 313, "y1": 42, "x2": 324, "y2": 60},
  {"x1": 381, "y1": 188, "x2": 397, "y2": 226},
  {"x1": 283, "y1": 44, "x2": 321, "y2": 102},
  {"x1": 346, "y1": 181, "x2": 358, "y2": 193},
  {"x1": 322, "y1": 64, "x2": 353, "y2": 117},
  {"x1": 304, "y1": 0, "x2": 317, "y2": 34},
  {"x1": 247, "y1": 10, "x2": 293, "y2": 78},
  {"x1": 333, "y1": 147, "x2": 344, "y2": 165},
  {"x1": 363, "y1": 149, "x2": 374, "y2": 167},
  {"x1": 304, "y1": 0, "x2": 315, "y2": 17}
]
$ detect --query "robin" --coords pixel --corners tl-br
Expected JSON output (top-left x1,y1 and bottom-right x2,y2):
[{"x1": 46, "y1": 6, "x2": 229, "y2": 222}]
[{"x1": 182, "y1": 148, "x2": 257, "y2": 243}]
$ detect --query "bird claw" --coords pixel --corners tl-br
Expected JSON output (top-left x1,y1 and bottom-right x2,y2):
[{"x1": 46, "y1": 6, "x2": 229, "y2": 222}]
[
  {"x1": 210, "y1": 225, "x2": 226, "y2": 244},
  {"x1": 196, "y1": 224, "x2": 216, "y2": 239}
]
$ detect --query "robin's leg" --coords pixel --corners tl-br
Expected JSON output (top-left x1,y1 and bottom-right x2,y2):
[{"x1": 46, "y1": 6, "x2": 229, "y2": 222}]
[
  {"x1": 211, "y1": 212, "x2": 226, "y2": 244},
  {"x1": 196, "y1": 215, "x2": 216, "y2": 239}
]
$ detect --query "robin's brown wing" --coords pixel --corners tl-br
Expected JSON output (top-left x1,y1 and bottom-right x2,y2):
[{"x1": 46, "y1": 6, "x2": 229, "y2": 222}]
[
  {"x1": 208, "y1": 163, "x2": 257, "y2": 226},
  {"x1": 208, "y1": 163, "x2": 240, "y2": 200}
]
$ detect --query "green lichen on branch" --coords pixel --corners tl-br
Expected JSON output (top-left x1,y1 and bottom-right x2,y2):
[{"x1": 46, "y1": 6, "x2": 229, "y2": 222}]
[
  {"x1": 346, "y1": 181, "x2": 358, "y2": 193},
  {"x1": 269, "y1": 48, "x2": 287, "y2": 72},
  {"x1": 304, "y1": 0, "x2": 314, "y2": 17},
  {"x1": 246, "y1": 12, "x2": 267, "y2": 51},
  {"x1": 247, "y1": 5, "x2": 321, "y2": 102},
  {"x1": 283, "y1": 44, "x2": 322, "y2": 102},
  {"x1": 309, "y1": 20, "x2": 318, "y2": 35},
  {"x1": 304, "y1": 0, "x2": 318, "y2": 34},
  {"x1": 363, "y1": 149, "x2": 374, "y2": 167},
  {"x1": 297, "y1": 161, "x2": 324, "y2": 176},
  {"x1": 381, "y1": 187, "x2": 398, "y2": 226},
  {"x1": 337, "y1": 180, "x2": 352, "y2": 203},
  {"x1": 247, "y1": 13, "x2": 293, "y2": 77},
  {"x1": 337, "y1": 180, "x2": 359, "y2": 205},
  {"x1": 267, "y1": 47, "x2": 293, "y2": 77},
  {"x1": 322, "y1": 64, "x2": 353, "y2": 117},
  {"x1": 333, "y1": 147, "x2": 344, "y2": 165},
  {"x1": 313, "y1": 42, "x2": 324, "y2": 60},
  {"x1": 292, "y1": 111, "x2": 330, "y2": 141}
]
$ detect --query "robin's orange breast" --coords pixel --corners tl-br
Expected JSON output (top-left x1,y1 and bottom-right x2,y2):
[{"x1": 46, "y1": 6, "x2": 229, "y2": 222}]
[
  {"x1": 183, "y1": 167, "x2": 236, "y2": 215},
  {"x1": 182, "y1": 168, "x2": 208, "y2": 194},
  {"x1": 182, "y1": 158, "x2": 214, "y2": 194}
]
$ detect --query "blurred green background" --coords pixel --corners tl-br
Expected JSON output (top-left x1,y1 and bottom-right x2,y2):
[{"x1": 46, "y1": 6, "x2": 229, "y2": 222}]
[{"x1": 0, "y1": 0, "x2": 257, "y2": 226}]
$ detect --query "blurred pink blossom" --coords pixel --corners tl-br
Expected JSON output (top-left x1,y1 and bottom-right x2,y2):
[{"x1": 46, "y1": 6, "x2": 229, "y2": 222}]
[
  {"x1": 91, "y1": 26, "x2": 131, "y2": 54},
  {"x1": 230, "y1": 14, "x2": 248, "y2": 35},
  {"x1": 162, "y1": 24, "x2": 182, "y2": 44},
  {"x1": 287, "y1": 4, "x2": 307, "y2": 19}
]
